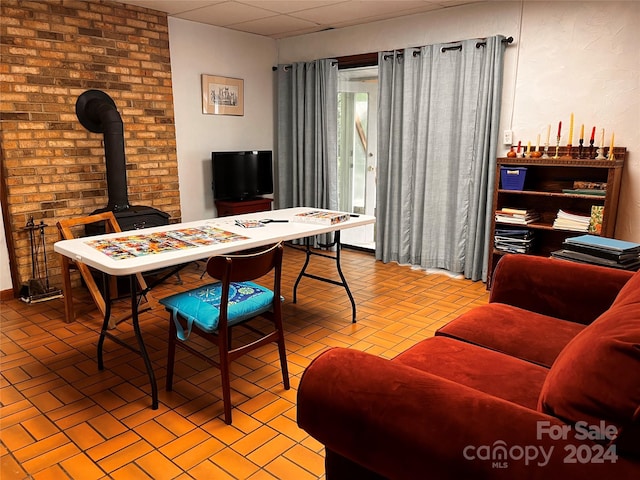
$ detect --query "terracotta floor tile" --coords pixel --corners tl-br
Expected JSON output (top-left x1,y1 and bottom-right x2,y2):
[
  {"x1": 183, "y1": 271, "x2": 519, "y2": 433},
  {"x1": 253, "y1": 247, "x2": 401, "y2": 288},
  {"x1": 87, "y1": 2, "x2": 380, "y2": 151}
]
[
  {"x1": 1, "y1": 248, "x2": 489, "y2": 478},
  {"x1": 210, "y1": 447, "x2": 260, "y2": 479},
  {"x1": 232, "y1": 425, "x2": 278, "y2": 456},
  {"x1": 109, "y1": 463, "x2": 154, "y2": 480},
  {"x1": 60, "y1": 452, "x2": 106, "y2": 480},
  {"x1": 158, "y1": 427, "x2": 210, "y2": 459},
  {"x1": 246, "y1": 434, "x2": 296, "y2": 466},
  {"x1": 135, "y1": 450, "x2": 184, "y2": 480},
  {"x1": 96, "y1": 439, "x2": 154, "y2": 473},
  {"x1": 171, "y1": 437, "x2": 225, "y2": 471},
  {"x1": 1, "y1": 453, "x2": 27, "y2": 480},
  {"x1": 30, "y1": 464, "x2": 71, "y2": 480},
  {"x1": 65, "y1": 423, "x2": 105, "y2": 451},
  {"x1": 21, "y1": 415, "x2": 60, "y2": 441},
  {"x1": 21, "y1": 442, "x2": 80, "y2": 476},
  {"x1": 1, "y1": 424, "x2": 35, "y2": 451},
  {"x1": 265, "y1": 455, "x2": 319, "y2": 480},
  {"x1": 188, "y1": 459, "x2": 237, "y2": 480},
  {"x1": 284, "y1": 444, "x2": 325, "y2": 477},
  {"x1": 88, "y1": 412, "x2": 128, "y2": 439},
  {"x1": 133, "y1": 419, "x2": 177, "y2": 448}
]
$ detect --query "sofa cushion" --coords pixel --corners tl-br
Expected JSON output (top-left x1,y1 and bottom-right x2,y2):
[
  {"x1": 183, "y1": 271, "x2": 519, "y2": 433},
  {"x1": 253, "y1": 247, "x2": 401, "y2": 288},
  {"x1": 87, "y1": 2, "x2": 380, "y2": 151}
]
[
  {"x1": 538, "y1": 271, "x2": 640, "y2": 455},
  {"x1": 393, "y1": 336, "x2": 549, "y2": 410},
  {"x1": 437, "y1": 303, "x2": 585, "y2": 367}
]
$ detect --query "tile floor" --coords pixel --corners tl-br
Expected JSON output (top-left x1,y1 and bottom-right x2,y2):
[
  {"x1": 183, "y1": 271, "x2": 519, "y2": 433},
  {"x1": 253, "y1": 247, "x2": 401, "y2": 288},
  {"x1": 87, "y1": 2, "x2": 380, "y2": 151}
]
[{"x1": 1, "y1": 246, "x2": 489, "y2": 479}]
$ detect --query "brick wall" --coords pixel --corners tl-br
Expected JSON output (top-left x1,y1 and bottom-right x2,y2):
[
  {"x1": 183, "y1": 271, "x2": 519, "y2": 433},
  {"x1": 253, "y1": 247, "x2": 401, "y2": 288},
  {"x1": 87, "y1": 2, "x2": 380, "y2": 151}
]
[{"x1": 0, "y1": 0, "x2": 181, "y2": 290}]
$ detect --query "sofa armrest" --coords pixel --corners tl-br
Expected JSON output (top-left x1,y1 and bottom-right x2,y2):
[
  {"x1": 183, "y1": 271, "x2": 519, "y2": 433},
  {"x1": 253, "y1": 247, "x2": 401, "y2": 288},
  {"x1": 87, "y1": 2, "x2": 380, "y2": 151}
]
[
  {"x1": 490, "y1": 255, "x2": 633, "y2": 325},
  {"x1": 298, "y1": 348, "x2": 639, "y2": 479}
]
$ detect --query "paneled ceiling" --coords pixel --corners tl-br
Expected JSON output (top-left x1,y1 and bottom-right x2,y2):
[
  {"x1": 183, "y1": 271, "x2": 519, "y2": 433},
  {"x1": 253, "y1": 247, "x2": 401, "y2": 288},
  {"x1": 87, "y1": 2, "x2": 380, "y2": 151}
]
[{"x1": 117, "y1": 0, "x2": 482, "y2": 39}]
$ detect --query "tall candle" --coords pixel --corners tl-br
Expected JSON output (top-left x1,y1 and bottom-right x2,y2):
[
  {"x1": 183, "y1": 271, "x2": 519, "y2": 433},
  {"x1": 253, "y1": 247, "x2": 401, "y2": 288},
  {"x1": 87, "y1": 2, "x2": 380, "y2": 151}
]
[
  {"x1": 610, "y1": 132, "x2": 614, "y2": 152},
  {"x1": 600, "y1": 128, "x2": 604, "y2": 148},
  {"x1": 557, "y1": 121, "x2": 562, "y2": 139},
  {"x1": 590, "y1": 126, "x2": 596, "y2": 142},
  {"x1": 536, "y1": 134, "x2": 540, "y2": 151},
  {"x1": 568, "y1": 113, "x2": 574, "y2": 145},
  {"x1": 546, "y1": 124, "x2": 551, "y2": 144},
  {"x1": 579, "y1": 124, "x2": 584, "y2": 141},
  {"x1": 516, "y1": 140, "x2": 521, "y2": 153},
  {"x1": 526, "y1": 141, "x2": 531, "y2": 154}
]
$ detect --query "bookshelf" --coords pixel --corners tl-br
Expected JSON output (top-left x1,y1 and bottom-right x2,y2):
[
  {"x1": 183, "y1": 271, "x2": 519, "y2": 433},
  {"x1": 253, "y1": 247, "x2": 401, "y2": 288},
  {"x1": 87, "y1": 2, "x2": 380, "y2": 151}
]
[{"x1": 487, "y1": 147, "x2": 627, "y2": 285}]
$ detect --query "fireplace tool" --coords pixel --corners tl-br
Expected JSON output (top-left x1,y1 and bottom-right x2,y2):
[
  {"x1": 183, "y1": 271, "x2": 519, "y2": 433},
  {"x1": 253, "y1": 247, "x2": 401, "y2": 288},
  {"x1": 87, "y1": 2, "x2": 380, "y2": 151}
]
[{"x1": 20, "y1": 217, "x2": 63, "y2": 303}]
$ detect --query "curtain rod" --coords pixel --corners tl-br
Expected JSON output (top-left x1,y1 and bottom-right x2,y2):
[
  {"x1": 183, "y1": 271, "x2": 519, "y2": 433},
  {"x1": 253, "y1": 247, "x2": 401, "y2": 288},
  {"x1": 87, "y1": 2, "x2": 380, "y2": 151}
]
[
  {"x1": 273, "y1": 36, "x2": 514, "y2": 69},
  {"x1": 383, "y1": 36, "x2": 514, "y2": 60},
  {"x1": 272, "y1": 60, "x2": 338, "y2": 71}
]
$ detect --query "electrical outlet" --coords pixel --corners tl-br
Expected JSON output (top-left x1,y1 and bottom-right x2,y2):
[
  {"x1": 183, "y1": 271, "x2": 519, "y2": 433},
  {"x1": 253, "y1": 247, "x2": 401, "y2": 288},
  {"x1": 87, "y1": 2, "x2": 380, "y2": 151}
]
[{"x1": 503, "y1": 130, "x2": 513, "y2": 145}]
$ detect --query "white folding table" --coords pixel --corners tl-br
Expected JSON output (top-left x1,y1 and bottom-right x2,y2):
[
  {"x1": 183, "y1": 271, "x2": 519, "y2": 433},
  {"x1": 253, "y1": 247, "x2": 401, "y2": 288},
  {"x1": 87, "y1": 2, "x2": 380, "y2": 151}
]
[{"x1": 54, "y1": 207, "x2": 375, "y2": 409}]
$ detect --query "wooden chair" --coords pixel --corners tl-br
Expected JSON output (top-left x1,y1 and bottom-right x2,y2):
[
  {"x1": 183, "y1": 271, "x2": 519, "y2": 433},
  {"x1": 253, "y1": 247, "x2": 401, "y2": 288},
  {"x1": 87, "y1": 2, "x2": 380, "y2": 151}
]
[
  {"x1": 160, "y1": 242, "x2": 289, "y2": 424},
  {"x1": 56, "y1": 211, "x2": 154, "y2": 327}
]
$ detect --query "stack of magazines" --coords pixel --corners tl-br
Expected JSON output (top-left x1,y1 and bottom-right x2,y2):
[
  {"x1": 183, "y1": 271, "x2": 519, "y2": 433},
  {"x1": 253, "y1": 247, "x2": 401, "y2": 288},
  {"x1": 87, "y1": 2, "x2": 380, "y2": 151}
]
[
  {"x1": 494, "y1": 208, "x2": 540, "y2": 225},
  {"x1": 552, "y1": 209, "x2": 590, "y2": 232},
  {"x1": 551, "y1": 234, "x2": 640, "y2": 271},
  {"x1": 494, "y1": 228, "x2": 534, "y2": 254}
]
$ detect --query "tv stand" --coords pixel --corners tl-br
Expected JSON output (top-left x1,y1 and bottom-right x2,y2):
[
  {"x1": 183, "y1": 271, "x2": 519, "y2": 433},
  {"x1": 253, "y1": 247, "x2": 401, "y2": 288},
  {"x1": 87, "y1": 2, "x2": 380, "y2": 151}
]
[{"x1": 215, "y1": 198, "x2": 273, "y2": 217}]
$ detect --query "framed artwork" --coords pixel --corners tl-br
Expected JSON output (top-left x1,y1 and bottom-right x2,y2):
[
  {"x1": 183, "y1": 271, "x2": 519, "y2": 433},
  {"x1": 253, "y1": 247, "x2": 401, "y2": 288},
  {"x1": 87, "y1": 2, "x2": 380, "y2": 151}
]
[{"x1": 201, "y1": 74, "x2": 244, "y2": 116}]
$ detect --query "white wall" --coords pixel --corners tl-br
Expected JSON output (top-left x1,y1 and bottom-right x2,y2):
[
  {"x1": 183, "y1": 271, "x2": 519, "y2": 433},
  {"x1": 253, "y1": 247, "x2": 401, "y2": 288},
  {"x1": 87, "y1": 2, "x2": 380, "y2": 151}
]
[
  {"x1": 0, "y1": 205, "x2": 13, "y2": 291},
  {"x1": 168, "y1": 17, "x2": 277, "y2": 222},
  {"x1": 277, "y1": 0, "x2": 640, "y2": 242}
]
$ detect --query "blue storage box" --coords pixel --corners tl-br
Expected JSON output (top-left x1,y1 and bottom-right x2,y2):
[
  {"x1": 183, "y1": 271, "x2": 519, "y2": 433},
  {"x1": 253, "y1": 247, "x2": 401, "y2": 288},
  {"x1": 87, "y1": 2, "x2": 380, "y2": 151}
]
[{"x1": 500, "y1": 167, "x2": 527, "y2": 190}]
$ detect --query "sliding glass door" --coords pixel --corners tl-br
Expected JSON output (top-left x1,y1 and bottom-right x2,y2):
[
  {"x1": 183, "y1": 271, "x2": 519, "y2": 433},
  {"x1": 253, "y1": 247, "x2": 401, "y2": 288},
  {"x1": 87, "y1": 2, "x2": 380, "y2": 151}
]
[{"x1": 337, "y1": 66, "x2": 378, "y2": 249}]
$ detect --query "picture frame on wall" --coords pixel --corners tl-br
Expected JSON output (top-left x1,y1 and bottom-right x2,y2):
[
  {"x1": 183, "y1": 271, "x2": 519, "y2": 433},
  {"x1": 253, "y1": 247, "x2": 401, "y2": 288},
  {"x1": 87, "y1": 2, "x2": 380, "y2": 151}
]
[{"x1": 201, "y1": 74, "x2": 244, "y2": 116}]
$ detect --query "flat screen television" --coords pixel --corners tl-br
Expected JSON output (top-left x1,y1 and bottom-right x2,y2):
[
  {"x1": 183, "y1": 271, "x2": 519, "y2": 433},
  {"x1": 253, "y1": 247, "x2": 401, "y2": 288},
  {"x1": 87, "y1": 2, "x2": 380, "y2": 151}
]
[{"x1": 212, "y1": 150, "x2": 273, "y2": 201}]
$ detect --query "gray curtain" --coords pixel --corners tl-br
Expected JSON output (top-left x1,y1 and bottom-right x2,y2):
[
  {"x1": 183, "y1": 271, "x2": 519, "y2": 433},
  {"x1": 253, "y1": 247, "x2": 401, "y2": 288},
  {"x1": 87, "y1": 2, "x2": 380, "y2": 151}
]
[
  {"x1": 376, "y1": 36, "x2": 506, "y2": 282},
  {"x1": 275, "y1": 59, "x2": 338, "y2": 211}
]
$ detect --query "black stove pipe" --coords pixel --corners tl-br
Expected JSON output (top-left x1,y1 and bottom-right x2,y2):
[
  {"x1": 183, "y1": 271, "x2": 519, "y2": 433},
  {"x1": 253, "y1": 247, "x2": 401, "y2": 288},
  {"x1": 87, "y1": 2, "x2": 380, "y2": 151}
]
[{"x1": 75, "y1": 90, "x2": 130, "y2": 212}]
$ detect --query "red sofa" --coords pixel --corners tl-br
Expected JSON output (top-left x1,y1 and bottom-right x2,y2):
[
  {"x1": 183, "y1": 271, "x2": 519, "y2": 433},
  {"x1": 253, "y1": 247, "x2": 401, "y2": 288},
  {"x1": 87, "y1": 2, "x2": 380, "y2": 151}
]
[{"x1": 297, "y1": 255, "x2": 640, "y2": 479}]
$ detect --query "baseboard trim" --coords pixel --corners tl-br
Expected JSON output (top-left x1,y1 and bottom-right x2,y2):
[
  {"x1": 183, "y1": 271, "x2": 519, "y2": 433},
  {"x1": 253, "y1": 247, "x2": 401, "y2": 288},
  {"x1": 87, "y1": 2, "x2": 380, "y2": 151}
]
[{"x1": 1, "y1": 288, "x2": 15, "y2": 301}]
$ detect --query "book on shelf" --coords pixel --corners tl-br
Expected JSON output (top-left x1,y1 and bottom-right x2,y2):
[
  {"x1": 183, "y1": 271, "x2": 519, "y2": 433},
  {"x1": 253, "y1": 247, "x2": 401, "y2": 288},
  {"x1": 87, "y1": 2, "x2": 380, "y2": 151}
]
[
  {"x1": 551, "y1": 249, "x2": 640, "y2": 271},
  {"x1": 562, "y1": 239, "x2": 640, "y2": 263},
  {"x1": 552, "y1": 209, "x2": 590, "y2": 232},
  {"x1": 573, "y1": 181, "x2": 607, "y2": 190},
  {"x1": 563, "y1": 181, "x2": 608, "y2": 196},
  {"x1": 588, "y1": 206, "x2": 604, "y2": 235},
  {"x1": 494, "y1": 227, "x2": 534, "y2": 254},
  {"x1": 562, "y1": 189, "x2": 606, "y2": 196},
  {"x1": 292, "y1": 209, "x2": 350, "y2": 225},
  {"x1": 495, "y1": 208, "x2": 540, "y2": 225},
  {"x1": 564, "y1": 234, "x2": 640, "y2": 255}
]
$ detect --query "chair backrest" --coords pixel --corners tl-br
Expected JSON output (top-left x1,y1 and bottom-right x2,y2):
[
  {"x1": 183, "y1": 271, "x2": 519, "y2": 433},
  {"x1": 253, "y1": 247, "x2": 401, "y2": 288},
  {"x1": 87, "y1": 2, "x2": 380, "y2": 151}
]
[
  {"x1": 57, "y1": 211, "x2": 123, "y2": 239},
  {"x1": 206, "y1": 242, "x2": 283, "y2": 289}
]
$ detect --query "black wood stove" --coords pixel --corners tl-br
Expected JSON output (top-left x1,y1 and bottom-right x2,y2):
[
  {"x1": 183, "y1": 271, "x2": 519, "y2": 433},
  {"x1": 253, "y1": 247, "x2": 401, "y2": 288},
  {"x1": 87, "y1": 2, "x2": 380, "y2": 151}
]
[{"x1": 75, "y1": 90, "x2": 169, "y2": 234}]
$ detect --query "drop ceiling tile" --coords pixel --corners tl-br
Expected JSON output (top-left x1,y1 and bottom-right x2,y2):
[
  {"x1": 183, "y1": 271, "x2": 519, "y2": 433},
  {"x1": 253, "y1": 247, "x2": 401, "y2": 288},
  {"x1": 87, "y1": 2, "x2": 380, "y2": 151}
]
[
  {"x1": 237, "y1": 1, "x2": 345, "y2": 14},
  {"x1": 173, "y1": 1, "x2": 278, "y2": 26},
  {"x1": 229, "y1": 14, "x2": 321, "y2": 37},
  {"x1": 290, "y1": 1, "x2": 432, "y2": 24},
  {"x1": 122, "y1": 0, "x2": 226, "y2": 15}
]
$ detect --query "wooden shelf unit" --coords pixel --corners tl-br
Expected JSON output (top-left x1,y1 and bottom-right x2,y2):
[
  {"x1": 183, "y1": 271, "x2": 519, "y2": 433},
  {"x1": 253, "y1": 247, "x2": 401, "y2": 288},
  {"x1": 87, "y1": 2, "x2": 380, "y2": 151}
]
[{"x1": 487, "y1": 147, "x2": 627, "y2": 284}]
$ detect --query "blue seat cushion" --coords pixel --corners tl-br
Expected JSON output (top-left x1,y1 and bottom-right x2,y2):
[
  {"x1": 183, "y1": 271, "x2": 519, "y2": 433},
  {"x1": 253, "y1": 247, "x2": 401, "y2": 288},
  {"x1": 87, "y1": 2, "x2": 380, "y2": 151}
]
[{"x1": 160, "y1": 281, "x2": 274, "y2": 340}]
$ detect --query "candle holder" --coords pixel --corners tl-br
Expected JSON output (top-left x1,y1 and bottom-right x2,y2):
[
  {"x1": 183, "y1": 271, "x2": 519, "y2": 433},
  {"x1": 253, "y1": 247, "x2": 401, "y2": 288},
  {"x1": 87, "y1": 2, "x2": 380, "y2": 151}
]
[
  {"x1": 553, "y1": 136, "x2": 561, "y2": 159},
  {"x1": 562, "y1": 144, "x2": 573, "y2": 158},
  {"x1": 595, "y1": 147, "x2": 606, "y2": 160},
  {"x1": 542, "y1": 143, "x2": 550, "y2": 158},
  {"x1": 588, "y1": 140, "x2": 594, "y2": 159},
  {"x1": 578, "y1": 139, "x2": 584, "y2": 159},
  {"x1": 608, "y1": 148, "x2": 615, "y2": 161}
]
